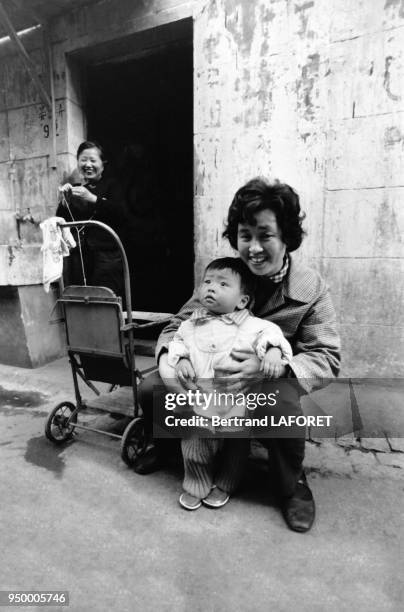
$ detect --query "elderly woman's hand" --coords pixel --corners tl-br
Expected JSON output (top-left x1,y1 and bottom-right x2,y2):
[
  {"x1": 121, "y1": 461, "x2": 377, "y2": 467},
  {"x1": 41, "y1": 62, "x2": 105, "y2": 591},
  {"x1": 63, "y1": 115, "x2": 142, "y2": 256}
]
[
  {"x1": 70, "y1": 185, "x2": 97, "y2": 204},
  {"x1": 213, "y1": 349, "x2": 263, "y2": 393}
]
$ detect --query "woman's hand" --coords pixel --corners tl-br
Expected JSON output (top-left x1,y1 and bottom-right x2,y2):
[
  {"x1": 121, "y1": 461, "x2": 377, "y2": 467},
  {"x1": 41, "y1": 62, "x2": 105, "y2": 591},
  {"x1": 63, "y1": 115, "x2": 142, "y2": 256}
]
[
  {"x1": 58, "y1": 183, "x2": 72, "y2": 205},
  {"x1": 70, "y1": 185, "x2": 97, "y2": 204},
  {"x1": 213, "y1": 349, "x2": 263, "y2": 393}
]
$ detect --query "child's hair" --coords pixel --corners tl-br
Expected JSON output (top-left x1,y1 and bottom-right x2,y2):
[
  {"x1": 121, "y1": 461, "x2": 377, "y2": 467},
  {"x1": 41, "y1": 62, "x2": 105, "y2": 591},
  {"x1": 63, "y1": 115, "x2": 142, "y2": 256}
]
[
  {"x1": 76, "y1": 140, "x2": 105, "y2": 161},
  {"x1": 204, "y1": 257, "x2": 256, "y2": 299}
]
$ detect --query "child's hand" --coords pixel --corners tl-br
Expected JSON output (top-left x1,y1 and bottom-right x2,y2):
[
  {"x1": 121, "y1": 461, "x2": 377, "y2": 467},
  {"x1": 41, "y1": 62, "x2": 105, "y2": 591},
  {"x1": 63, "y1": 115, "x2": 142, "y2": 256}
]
[
  {"x1": 261, "y1": 347, "x2": 287, "y2": 379},
  {"x1": 175, "y1": 358, "x2": 197, "y2": 388}
]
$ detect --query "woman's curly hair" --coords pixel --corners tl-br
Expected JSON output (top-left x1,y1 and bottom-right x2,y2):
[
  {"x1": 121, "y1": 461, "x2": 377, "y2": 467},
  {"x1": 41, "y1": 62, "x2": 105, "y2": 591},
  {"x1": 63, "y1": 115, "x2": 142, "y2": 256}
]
[{"x1": 223, "y1": 177, "x2": 306, "y2": 252}]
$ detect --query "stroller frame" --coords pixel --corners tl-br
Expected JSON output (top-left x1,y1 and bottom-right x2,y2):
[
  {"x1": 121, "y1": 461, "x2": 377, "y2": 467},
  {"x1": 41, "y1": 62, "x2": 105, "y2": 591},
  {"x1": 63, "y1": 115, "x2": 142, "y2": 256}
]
[{"x1": 44, "y1": 220, "x2": 171, "y2": 466}]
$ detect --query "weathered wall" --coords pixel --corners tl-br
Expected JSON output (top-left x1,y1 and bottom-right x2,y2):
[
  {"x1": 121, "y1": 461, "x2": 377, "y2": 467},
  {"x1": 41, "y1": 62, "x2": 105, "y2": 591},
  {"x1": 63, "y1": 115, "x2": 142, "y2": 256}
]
[
  {"x1": 193, "y1": 0, "x2": 404, "y2": 377},
  {"x1": 0, "y1": 0, "x2": 194, "y2": 282},
  {"x1": 0, "y1": 27, "x2": 86, "y2": 284},
  {"x1": 0, "y1": 0, "x2": 402, "y2": 374},
  {"x1": 0, "y1": 0, "x2": 193, "y2": 366},
  {"x1": 0, "y1": 284, "x2": 64, "y2": 367}
]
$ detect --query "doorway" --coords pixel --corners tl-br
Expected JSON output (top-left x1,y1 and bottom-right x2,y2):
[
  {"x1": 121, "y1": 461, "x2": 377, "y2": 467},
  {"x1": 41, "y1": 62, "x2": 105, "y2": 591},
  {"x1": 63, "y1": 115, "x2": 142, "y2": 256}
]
[{"x1": 78, "y1": 21, "x2": 194, "y2": 314}]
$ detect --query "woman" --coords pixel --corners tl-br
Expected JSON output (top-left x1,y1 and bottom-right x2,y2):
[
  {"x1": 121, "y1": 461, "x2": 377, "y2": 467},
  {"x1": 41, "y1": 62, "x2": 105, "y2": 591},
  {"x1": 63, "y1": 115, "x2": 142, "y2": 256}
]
[
  {"x1": 56, "y1": 141, "x2": 127, "y2": 297},
  {"x1": 136, "y1": 178, "x2": 341, "y2": 533}
]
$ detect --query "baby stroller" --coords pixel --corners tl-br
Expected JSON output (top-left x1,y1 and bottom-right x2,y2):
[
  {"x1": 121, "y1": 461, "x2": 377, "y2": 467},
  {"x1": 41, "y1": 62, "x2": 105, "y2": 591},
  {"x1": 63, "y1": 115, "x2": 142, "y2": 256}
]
[{"x1": 44, "y1": 219, "x2": 172, "y2": 467}]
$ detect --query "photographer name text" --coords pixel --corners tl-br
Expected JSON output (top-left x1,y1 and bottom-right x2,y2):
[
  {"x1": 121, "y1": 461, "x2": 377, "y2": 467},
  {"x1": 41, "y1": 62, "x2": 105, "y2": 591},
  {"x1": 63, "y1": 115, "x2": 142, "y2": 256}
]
[{"x1": 164, "y1": 415, "x2": 333, "y2": 428}]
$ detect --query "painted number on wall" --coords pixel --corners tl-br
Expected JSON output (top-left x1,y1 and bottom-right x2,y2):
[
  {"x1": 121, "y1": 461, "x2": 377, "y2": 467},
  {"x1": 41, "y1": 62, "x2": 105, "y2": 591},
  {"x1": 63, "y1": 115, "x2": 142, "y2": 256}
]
[{"x1": 38, "y1": 102, "x2": 65, "y2": 138}]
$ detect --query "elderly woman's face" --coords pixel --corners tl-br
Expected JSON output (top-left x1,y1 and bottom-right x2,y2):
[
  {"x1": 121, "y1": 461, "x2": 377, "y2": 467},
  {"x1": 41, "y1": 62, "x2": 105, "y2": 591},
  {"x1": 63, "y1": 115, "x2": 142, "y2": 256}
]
[
  {"x1": 77, "y1": 147, "x2": 104, "y2": 182},
  {"x1": 237, "y1": 209, "x2": 287, "y2": 277}
]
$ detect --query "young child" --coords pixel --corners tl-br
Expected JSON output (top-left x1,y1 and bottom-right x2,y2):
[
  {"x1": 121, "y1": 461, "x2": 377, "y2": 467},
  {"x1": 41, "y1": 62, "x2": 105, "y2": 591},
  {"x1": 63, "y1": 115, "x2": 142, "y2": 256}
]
[{"x1": 167, "y1": 257, "x2": 293, "y2": 510}]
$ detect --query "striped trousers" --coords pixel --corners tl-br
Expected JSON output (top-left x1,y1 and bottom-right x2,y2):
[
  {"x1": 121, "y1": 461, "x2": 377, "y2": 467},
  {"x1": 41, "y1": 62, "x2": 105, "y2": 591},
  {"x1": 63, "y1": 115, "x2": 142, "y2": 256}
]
[{"x1": 181, "y1": 437, "x2": 249, "y2": 499}]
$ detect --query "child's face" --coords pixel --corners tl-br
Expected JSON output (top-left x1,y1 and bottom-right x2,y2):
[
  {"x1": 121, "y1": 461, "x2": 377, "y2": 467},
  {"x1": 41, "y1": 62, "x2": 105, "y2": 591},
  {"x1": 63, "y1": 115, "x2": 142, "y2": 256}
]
[{"x1": 199, "y1": 268, "x2": 249, "y2": 314}]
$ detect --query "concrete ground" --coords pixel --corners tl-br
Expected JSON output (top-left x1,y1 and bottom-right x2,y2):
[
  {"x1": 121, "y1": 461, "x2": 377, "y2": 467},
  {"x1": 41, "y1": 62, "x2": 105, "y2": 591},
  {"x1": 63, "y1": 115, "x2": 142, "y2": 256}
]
[{"x1": 0, "y1": 358, "x2": 403, "y2": 612}]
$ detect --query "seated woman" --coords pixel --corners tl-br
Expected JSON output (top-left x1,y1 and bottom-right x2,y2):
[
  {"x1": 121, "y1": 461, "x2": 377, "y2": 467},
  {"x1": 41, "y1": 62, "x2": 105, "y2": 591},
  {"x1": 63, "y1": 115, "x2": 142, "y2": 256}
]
[
  {"x1": 136, "y1": 177, "x2": 341, "y2": 533},
  {"x1": 56, "y1": 140, "x2": 127, "y2": 298}
]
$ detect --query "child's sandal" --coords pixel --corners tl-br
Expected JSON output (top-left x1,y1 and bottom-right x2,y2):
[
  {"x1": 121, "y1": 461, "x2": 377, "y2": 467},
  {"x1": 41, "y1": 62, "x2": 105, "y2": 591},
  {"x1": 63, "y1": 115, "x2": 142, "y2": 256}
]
[
  {"x1": 202, "y1": 486, "x2": 230, "y2": 508},
  {"x1": 179, "y1": 492, "x2": 202, "y2": 510}
]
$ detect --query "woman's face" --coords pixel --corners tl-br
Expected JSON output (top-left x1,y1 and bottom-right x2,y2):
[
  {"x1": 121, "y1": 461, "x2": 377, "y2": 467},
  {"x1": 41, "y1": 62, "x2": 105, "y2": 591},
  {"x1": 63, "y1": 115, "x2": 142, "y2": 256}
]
[
  {"x1": 77, "y1": 147, "x2": 104, "y2": 182},
  {"x1": 237, "y1": 209, "x2": 287, "y2": 277}
]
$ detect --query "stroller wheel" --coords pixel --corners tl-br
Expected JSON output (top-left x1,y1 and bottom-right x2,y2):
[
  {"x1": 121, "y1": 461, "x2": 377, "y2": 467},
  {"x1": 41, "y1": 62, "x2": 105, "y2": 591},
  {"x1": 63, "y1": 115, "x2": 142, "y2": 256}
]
[
  {"x1": 121, "y1": 417, "x2": 147, "y2": 467},
  {"x1": 45, "y1": 401, "x2": 77, "y2": 444}
]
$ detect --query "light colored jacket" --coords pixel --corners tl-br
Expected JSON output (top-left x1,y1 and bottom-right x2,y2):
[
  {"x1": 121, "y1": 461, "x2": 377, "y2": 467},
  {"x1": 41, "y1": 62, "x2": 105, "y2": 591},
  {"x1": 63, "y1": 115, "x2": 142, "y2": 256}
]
[{"x1": 167, "y1": 307, "x2": 293, "y2": 378}]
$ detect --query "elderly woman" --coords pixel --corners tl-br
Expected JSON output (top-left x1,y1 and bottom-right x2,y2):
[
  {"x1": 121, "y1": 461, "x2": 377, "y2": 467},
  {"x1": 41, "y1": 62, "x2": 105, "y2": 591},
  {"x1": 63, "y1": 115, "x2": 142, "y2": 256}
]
[
  {"x1": 136, "y1": 178, "x2": 340, "y2": 533},
  {"x1": 56, "y1": 140, "x2": 127, "y2": 297}
]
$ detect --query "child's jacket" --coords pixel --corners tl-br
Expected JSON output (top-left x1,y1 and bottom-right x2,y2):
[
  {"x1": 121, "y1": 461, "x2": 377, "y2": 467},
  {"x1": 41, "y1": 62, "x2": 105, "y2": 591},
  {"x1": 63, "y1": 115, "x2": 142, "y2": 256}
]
[{"x1": 168, "y1": 308, "x2": 292, "y2": 421}]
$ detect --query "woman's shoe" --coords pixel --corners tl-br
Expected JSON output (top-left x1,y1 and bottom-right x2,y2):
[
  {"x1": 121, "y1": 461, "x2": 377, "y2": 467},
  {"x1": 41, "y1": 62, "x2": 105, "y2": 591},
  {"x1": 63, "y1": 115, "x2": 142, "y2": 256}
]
[
  {"x1": 133, "y1": 446, "x2": 161, "y2": 474},
  {"x1": 202, "y1": 486, "x2": 230, "y2": 508},
  {"x1": 179, "y1": 492, "x2": 202, "y2": 510},
  {"x1": 281, "y1": 477, "x2": 315, "y2": 533}
]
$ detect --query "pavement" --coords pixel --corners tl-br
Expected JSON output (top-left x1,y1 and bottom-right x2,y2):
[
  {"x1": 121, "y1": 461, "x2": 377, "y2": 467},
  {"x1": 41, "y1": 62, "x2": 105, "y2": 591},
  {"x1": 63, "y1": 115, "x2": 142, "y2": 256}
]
[{"x1": 0, "y1": 357, "x2": 403, "y2": 612}]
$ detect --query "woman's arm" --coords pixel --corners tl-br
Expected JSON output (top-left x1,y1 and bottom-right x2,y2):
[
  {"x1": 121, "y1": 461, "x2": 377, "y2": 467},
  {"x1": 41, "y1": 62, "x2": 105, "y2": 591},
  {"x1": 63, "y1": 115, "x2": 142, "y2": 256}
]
[
  {"x1": 223, "y1": 285, "x2": 341, "y2": 393},
  {"x1": 66, "y1": 178, "x2": 127, "y2": 226},
  {"x1": 214, "y1": 283, "x2": 340, "y2": 393},
  {"x1": 287, "y1": 285, "x2": 341, "y2": 391},
  {"x1": 90, "y1": 178, "x2": 127, "y2": 226}
]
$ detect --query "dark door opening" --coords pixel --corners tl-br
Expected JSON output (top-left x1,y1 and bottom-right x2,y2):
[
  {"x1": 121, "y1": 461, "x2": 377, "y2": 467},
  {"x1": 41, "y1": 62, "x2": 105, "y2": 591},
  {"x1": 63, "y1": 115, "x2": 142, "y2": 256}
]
[{"x1": 83, "y1": 29, "x2": 193, "y2": 314}]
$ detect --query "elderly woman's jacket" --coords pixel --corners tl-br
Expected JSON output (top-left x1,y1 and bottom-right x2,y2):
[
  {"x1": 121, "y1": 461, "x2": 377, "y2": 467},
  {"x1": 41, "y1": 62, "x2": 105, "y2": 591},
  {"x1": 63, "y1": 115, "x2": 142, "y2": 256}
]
[
  {"x1": 156, "y1": 254, "x2": 341, "y2": 394},
  {"x1": 56, "y1": 175, "x2": 127, "y2": 250}
]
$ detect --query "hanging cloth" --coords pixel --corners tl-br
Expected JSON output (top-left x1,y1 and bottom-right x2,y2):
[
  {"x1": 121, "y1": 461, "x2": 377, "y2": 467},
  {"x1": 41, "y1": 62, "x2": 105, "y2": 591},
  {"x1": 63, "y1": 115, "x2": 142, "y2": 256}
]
[{"x1": 40, "y1": 216, "x2": 76, "y2": 292}]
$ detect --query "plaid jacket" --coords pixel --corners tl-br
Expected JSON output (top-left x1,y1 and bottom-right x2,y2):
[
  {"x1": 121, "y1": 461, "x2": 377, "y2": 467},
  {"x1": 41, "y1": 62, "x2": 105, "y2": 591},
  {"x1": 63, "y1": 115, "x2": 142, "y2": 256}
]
[{"x1": 156, "y1": 254, "x2": 341, "y2": 393}]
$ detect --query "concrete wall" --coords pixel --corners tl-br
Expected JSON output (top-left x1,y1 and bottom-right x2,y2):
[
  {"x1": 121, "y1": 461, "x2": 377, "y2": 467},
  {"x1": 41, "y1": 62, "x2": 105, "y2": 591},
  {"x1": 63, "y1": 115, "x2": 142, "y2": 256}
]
[
  {"x1": 193, "y1": 0, "x2": 404, "y2": 377},
  {"x1": 0, "y1": 0, "x2": 193, "y2": 282},
  {"x1": 0, "y1": 21, "x2": 85, "y2": 365},
  {"x1": 0, "y1": 0, "x2": 403, "y2": 374},
  {"x1": 0, "y1": 284, "x2": 65, "y2": 367},
  {"x1": 0, "y1": 27, "x2": 85, "y2": 281}
]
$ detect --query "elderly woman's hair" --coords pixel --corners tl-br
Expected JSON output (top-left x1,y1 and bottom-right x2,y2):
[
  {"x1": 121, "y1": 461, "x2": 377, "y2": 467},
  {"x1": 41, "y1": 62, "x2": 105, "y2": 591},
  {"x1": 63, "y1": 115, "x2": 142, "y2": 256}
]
[
  {"x1": 223, "y1": 177, "x2": 306, "y2": 252},
  {"x1": 76, "y1": 140, "x2": 105, "y2": 161}
]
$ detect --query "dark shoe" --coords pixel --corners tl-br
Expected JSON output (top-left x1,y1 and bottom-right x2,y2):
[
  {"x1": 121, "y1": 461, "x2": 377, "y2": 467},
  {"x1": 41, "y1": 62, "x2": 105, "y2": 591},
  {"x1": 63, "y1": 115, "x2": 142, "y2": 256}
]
[
  {"x1": 133, "y1": 445, "x2": 161, "y2": 475},
  {"x1": 281, "y1": 477, "x2": 315, "y2": 533}
]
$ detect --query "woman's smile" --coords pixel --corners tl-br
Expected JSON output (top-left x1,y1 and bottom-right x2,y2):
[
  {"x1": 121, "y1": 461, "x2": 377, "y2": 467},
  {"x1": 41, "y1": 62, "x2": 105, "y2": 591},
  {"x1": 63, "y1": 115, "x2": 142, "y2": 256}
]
[
  {"x1": 248, "y1": 253, "x2": 267, "y2": 266},
  {"x1": 77, "y1": 147, "x2": 104, "y2": 183},
  {"x1": 237, "y1": 209, "x2": 287, "y2": 277}
]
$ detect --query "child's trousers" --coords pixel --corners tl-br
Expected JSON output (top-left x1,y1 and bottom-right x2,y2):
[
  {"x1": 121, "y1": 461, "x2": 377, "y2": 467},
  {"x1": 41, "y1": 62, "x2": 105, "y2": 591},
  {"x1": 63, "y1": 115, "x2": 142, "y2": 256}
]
[{"x1": 181, "y1": 437, "x2": 249, "y2": 499}]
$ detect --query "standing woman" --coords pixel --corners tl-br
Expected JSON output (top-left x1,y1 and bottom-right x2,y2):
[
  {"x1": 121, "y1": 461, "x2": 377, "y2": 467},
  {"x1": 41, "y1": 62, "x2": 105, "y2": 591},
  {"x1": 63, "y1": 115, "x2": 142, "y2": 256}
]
[
  {"x1": 56, "y1": 141, "x2": 127, "y2": 298},
  {"x1": 136, "y1": 177, "x2": 341, "y2": 533}
]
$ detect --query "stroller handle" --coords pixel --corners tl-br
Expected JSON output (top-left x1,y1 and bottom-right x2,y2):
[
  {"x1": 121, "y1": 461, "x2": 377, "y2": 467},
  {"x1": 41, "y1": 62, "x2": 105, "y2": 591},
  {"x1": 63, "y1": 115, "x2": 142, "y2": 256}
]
[{"x1": 57, "y1": 220, "x2": 133, "y2": 325}]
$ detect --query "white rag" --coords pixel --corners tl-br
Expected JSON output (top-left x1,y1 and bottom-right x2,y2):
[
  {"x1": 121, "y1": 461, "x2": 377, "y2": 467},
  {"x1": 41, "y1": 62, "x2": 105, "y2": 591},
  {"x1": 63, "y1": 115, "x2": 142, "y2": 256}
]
[{"x1": 40, "y1": 217, "x2": 76, "y2": 292}]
